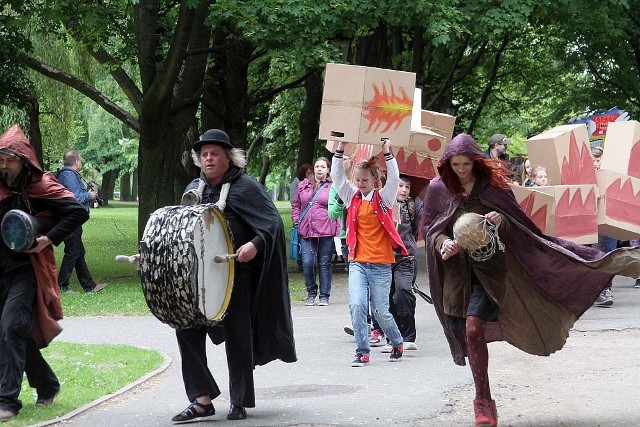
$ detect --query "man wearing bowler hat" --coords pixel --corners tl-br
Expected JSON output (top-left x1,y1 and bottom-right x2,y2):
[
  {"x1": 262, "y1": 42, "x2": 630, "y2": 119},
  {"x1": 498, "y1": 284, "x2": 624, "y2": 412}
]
[
  {"x1": 171, "y1": 129, "x2": 296, "y2": 423},
  {"x1": 0, "y1": 125, "x2": 88, "y2": 421}
]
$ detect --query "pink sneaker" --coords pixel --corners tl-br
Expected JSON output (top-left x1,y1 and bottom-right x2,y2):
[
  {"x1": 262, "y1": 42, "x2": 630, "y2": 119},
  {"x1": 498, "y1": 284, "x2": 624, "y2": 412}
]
[{"x1": 369, "y1": 329, "x2": 384, "y2": 347}]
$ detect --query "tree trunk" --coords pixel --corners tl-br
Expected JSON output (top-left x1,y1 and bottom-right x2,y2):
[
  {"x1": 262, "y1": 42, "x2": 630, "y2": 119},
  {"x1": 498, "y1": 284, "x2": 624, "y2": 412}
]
[
  {"x1": 259, "y1": 152, "x2": 270, "y2": 185},
  {"x1": 137, "y1": 117, "x2": 188, "y2": 237},
  {"x1": 100, "y1": 168, "x2": 119, "y2": 206},
  {"x1": 132, "y1": 167, "x2": 139, "y2": 201},
  {"x1": 120, "y1": 172, "x2": 131, "y2": 201},
  {"x1": 25, "y1": 92, "x2": 44, "y2": 167},
  {"x1": 355, "y1": 24, "x2": 391, "y2": 68},
  {"x1": 298, "y1": 68, "x2": 323, "y2": 167}
]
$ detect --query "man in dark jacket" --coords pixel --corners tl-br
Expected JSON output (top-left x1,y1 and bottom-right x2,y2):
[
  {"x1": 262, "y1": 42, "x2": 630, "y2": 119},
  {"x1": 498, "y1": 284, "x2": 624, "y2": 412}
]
[
  {"x1": 171, "y1": 129, "x2": 296, "y2": 423},
  {"x1": 485, "y1": 133, "x2": 511, "y2": 162},
  {"x1": 0, "y1": 125, "x2": 88, "y2": 421},
  {"x1": 56, "y1": 150, "x2": 104, "y2": 293}
]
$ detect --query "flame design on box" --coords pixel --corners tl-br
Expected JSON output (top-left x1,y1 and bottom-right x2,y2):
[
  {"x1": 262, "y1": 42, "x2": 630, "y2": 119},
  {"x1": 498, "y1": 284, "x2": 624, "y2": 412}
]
[
  {"x1": 363, "y1": 80, "x2": 413, "y2": 134},
  {"x1": 606, "y1": 177, "x2": 640, "y2": 226},
  {"x1": 555, "y1": 187, "x2": 597, "y2": 238},
  {"x1": 518, "y1": 193, "x2": 548, "y2": 232},
  {"x1": 396, "y1": 148, "x2": 438, "y2": 179},
  {"x1": 628, "y1": 139, "x2": 640, "y2": 179},
  {"x1": 560, "y1": 131, "x2": 597, "y2": 184},
  {"x1": 351, "y1": 145, "x2": 438, "y2": 179}
]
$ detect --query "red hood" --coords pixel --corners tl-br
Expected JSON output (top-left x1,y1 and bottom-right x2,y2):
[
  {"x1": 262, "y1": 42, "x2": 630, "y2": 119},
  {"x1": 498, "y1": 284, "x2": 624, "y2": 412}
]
[
  {"x1": 0, "y1": 125, "x2": 43, "y2": 173},
  {"x1": 0, "y1": 125, "x2": 72, "y2": 202}
]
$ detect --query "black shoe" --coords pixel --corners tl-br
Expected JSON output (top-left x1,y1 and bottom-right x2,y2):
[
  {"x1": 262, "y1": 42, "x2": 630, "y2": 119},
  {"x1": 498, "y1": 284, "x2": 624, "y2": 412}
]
[
  {"x1": 171, "y1": 400, "x2": 215, "y2": 422},
  {"x1": 36, "y1": 390, "x2": 59, "y2": 407},
  {"x1": 60, "y1": 286, "x2": 70, "y2": 293},
  {"x1": 227, "y1": 405, "x2": 247, "y2": 420},
  {"x1": 85, "y1": 283, "x2": 107, "y2": 293}
]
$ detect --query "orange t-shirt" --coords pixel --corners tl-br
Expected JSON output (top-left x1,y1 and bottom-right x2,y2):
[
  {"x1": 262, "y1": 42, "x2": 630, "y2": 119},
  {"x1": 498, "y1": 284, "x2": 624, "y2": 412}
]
[{"x1": 351, "y1": 200, "x2": 395, "y2": 264}]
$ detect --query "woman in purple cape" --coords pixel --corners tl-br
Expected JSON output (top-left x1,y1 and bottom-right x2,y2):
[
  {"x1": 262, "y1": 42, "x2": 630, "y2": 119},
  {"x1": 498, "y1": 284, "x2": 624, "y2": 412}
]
[{"x1": 422, "y1": 133, "x2": 640, "y2": 427}]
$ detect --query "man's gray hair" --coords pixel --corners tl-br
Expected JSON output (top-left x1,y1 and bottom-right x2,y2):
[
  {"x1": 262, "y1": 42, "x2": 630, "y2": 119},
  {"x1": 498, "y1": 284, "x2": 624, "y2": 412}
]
[{"x1": 191, "y1": 147, "x2": 247, "y2": 169}]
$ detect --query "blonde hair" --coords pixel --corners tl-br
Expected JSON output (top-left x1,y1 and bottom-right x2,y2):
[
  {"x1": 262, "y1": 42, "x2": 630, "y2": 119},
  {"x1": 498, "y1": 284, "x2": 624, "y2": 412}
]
[
  {"x1": 191, "y1": 147, "x2": 247, "y2": 169},
  {"x1": 355, "y1": 156, "x2": 384, "y2": 189}
]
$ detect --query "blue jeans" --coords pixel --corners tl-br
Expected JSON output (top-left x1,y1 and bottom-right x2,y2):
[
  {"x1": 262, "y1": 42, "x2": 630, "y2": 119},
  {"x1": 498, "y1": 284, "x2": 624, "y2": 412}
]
[
  {"x1": 300, "y1": 237, "x2": 334, "y2": 300},
  {"x1": 348, "y1": 262, "x2": 402, "y2": 356},
  {"x1": 600, "y1": 235, "x2": 618, "y2": 290}
]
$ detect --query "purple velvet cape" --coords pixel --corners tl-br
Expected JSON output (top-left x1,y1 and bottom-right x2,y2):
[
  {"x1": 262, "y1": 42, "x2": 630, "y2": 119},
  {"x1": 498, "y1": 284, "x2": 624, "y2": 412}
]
[{"x1": 422, "y1": 134, "x2": 640, "y2": 366}]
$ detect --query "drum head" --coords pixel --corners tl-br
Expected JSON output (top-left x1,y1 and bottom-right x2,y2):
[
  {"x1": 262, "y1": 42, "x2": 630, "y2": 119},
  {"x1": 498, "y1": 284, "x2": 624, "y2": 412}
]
[
  {"x1": 192, "y1": 206, "x2": 235, "y2": 322},
  {"x1": 1, "y1": 209, "x2": 36, "y2": 252}
]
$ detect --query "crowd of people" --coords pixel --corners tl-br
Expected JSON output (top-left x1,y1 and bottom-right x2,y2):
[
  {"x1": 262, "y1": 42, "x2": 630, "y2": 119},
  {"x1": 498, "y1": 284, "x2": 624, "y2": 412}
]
[{"x1": 2, "y1": 123, "x2": 639, "y2": 427}]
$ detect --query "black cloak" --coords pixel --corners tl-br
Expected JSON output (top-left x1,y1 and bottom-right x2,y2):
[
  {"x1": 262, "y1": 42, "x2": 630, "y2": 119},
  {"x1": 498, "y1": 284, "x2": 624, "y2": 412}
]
[{"x1": 185, "y1": 166, "x2": 297, "y2": 366}]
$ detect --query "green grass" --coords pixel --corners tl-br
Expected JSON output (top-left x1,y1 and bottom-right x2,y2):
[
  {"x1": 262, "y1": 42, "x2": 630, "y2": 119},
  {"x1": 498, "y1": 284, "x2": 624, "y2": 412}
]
[
  {"x1": 56, "y1": 201, "x2": 306, "y2": 316},
  {"x1": 6, "y1": 342, "x2": 164, "y2": 427}
]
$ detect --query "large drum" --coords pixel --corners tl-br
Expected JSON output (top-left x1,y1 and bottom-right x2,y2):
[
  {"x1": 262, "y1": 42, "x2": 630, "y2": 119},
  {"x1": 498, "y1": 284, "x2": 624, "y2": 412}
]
[
  {"x1": 139, "y1": 204, "x2": 235, "y2": 329},
  {"x1": 1, "y1": 209, "x2": 53, "y2": 252}
]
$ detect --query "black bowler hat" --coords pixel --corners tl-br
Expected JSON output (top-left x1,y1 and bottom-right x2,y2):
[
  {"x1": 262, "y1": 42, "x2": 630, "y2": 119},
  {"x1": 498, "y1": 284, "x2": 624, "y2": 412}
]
[{"x1": 192, "y1": 129, "x2": 233, "y2": 152}]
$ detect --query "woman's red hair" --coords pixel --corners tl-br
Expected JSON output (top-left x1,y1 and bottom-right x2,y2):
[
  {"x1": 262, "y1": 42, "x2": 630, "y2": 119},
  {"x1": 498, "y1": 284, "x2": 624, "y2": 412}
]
[{"x1": 440, "y1": 155, "x2": 512, "y2": 198}]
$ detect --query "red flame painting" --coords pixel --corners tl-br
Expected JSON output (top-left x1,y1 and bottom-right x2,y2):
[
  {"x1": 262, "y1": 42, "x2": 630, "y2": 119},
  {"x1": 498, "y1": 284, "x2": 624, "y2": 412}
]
[
  {"x1": 555, "y1": 187, "x2": 597, "y2": 238},
  {"x1": 560, "y1": 131, "x2": 597, "y2": 185},
  {"x1": 395, "y1": 148, "x2": 437, "y2": 179},
  {"x1": 518, "y1": 193, "x2": 549, "y2": 233},
  {"x1": 628, "y1": 138, "x2": 640, "y2": 179},
  {"x1": 606, "y1": 177, "x2": 640, "y2": 226},
  {"x1": 363, "y1": 80, "x2": 413, "y2": 134}
]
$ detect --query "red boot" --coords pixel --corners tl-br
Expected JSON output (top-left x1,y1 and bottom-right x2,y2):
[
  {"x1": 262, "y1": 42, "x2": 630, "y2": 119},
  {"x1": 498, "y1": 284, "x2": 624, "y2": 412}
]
[{"x1": 473, "y1": 399, "x2": 497, "y2": 427}]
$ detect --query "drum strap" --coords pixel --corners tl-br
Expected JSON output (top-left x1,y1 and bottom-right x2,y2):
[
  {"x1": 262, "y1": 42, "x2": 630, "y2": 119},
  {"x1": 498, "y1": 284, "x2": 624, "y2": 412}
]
[
  {"x1": 181, "y1": 179, "x2": 229, "y2": 209},
  {"x1": 214, "y1": 183, "x2": 231, "y2": 211}
]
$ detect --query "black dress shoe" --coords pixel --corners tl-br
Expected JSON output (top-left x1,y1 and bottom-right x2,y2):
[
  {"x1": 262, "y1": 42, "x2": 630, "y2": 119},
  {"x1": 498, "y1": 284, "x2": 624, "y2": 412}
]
[
  {"x1": 171, "y1": 400, "x2": 215, "y2": 422},
  {"x1": 227, "y1": 404, "x2": 247, "y2": 420}
]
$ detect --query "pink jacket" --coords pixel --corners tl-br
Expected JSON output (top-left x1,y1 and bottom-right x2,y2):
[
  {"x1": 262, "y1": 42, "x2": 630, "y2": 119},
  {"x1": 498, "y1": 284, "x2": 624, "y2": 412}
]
[{"x1": 292, "y1": 179, "x2": 339, "y2": 238}]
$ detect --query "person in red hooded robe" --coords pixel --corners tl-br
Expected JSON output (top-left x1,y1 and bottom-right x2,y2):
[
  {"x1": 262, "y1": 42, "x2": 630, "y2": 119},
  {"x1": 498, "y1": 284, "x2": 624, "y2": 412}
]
[
  {"x1": 422, "y1": 133, "x2": 640, "y2": 427},
  {"x1": 0, "y1": 125, "x2": 88, "y2": 421}
]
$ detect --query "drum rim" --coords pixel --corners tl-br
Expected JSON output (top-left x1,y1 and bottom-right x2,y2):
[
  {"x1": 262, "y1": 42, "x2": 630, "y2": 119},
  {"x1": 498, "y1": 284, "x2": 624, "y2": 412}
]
[
  {"x1": 1, "y1": 209, "x2": 35, "y2": 252},
  {"x1": 200, "y1": 205, "x2": 235, "y2": 322}
]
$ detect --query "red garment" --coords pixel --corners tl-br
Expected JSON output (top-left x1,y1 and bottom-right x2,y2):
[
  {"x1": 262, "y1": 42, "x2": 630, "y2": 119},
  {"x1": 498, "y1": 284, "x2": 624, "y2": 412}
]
[
  {"x1": 346, "y1": 190, "x2": 407, "y2": 259},
  {"x1": 0, "y1": 125, "x2": 72, "y2": 347}
]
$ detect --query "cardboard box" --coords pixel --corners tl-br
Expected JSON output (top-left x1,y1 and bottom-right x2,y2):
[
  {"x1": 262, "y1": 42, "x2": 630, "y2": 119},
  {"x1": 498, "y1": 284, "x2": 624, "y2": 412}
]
[
  {"x1": 526, "y1": 124, "x2": 597, "y2": 186},
  {"x1": 421, "y1": 110, "x2": 456, "y2": 142},
  {"x1": 511, "y1": 184, "x2": 598, "y2": 244},
  {"x1": 409, "y1": 127, "x2": 448, "y2": 159},
  {"x1": 600, "y1": 120, "x2": 640, "y2": 179},
  {"x1": 596, "y1": 169, "x2": 640, "y2": 240},
  {"x1": 319, "y1": 63, "x2": 416, "y2": 146},
  {"x1": 349, "y1": 144, "x2": 438, "y2": 181},
  {"x1": 511, "y1": 185, "x2": 554, "y2": 236}
]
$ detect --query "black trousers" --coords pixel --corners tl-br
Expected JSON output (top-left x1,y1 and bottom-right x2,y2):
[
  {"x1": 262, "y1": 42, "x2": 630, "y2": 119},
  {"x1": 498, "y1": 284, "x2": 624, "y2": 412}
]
[
  {"x1": 175, "y1": 267, "x2": 255, "y2": 407},
  {"x1": 58, "y1": 226, "x2": 95, "y2": 291},
  {"x1": 390, "y1": 257, "x2": 418, "y2": 342},
  {"x1": 0, "y1": 269, "x2": 59, "y2": 414}
]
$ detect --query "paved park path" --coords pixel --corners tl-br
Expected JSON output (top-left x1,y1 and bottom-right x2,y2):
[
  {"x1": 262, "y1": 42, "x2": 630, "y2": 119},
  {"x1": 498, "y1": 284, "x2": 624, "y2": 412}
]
[{"x1": 49, "y1": 264, "x2": 640, "y2": 427}]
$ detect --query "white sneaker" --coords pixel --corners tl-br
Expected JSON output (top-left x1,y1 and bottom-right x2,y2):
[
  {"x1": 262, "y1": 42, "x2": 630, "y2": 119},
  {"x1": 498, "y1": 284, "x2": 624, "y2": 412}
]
[
  {"x1": 404, "y1": 342, "x2": 418, "y2": 351},
  {"x1": 381, "y1": 344, "x2": 392, "y2": 353},
  {"x1": 594, "y1": 289, "x2": 614, "y2": 307}
]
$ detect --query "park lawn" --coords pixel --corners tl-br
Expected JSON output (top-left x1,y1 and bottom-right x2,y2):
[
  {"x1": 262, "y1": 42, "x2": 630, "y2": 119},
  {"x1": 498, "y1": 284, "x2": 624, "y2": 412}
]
[
  {"x1": 56, "y1": 202, "x2": 306, "y2": 317},
  {"x1": 5, "y1": 342, "x2": 164, "y2": 427}
]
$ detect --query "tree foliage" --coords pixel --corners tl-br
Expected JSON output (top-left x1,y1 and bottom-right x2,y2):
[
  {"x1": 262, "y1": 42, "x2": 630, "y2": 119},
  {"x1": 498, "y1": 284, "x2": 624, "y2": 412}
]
[{"x1": 4, "y1": 0, "x2": 640, "y2": 234}]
